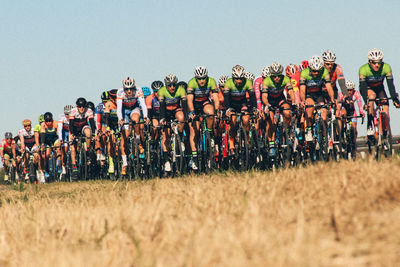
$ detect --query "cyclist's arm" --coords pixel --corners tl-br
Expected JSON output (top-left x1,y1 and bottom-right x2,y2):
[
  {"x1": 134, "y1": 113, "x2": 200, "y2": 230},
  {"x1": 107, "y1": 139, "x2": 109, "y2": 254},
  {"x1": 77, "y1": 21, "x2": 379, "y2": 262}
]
[
  {"x1": 386, "y1": 73, "x2": 399, "y2": 103},
  {"x1": 19, "y1": 133, "x2": 25, "y2": 152},
  {"x1": 212, "y1": 92, "x2": 219, "y2": 110},
  {"x1": 355, "y1": 91, "x2": 364, "y2": 116},
  {"x1": 57, "y1": 121, "x2": 63, "y2": 140},
  {"x1": 336, "y1": 65, "x2": 348, "y2": 95},
  {"x1": 116, "y1": 98, "x2": 123, "y2": 122},
  {"x1": 12, "y1": 142, "x2": 17, "y2": 159},
  {"x1": 186, "y1": 90, "x2": 195, "y2": 112},
  {"x1": 222, "y1": 86, "x2": 231, "y2": 110},
  {"x1": 359, "y1": 67, "x2": 368, "y2": 103},
  {"x1": 299, "y1": 84, "x2": 306, "y2": 102},
  {"x1": 137, "y1": 90, "x2": 148, "y2": 119},
  {"x1": 325, "y1": 82, "x2": 335, "y2": 103}
]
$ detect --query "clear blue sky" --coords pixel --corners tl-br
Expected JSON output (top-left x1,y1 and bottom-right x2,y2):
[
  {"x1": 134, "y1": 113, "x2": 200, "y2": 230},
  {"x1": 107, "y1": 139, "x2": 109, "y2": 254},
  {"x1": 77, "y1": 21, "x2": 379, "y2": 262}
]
[{"x1": 1, "y1": 0, "x2": 400, "y2": 136}]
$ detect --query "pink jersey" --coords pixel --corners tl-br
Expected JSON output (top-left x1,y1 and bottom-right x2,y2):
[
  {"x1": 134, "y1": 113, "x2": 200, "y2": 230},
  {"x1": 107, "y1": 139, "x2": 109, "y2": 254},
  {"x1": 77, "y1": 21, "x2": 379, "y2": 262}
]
[
  {"x1": 339, "y1": 90, "x2": 364, "y2": 117},
  {"x1": 253, "y1": 76, "x2": 264, "y2": 111}
]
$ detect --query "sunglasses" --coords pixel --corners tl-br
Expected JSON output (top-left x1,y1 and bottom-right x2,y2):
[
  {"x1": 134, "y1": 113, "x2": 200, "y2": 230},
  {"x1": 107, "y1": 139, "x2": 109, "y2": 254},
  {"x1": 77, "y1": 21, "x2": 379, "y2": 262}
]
[
  {"x1": 167, "y1": 83, "x2": 177, "y2": 88},
  {"x1": 196, "y1": 77, "x2": 207, "y2": 81},
  {"x1": 324, "y1": 62, "x2": 334, "y2": 66},
  {"x1": 310, "y1": 69, "x2": 320, "y2": 73},
  {"x1": 370, "y1": 60, "x2": 382, "y2": 65},
  {"x1": 124, "y1": 88, "x2": 134, "y2": 91},
  {"x1": 77, "y1": 105, "x2": 85, "y2": 108},
  {"x1": 271, "y1": 75, "x2": 280, "y2": 79}
]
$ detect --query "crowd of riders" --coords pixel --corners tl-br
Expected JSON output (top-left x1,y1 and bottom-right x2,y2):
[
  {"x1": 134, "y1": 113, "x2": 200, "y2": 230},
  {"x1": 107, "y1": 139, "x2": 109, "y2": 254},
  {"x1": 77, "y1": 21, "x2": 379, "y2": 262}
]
[{"x1": 1, "y1": 48, "x2": 399, "y2": 183}]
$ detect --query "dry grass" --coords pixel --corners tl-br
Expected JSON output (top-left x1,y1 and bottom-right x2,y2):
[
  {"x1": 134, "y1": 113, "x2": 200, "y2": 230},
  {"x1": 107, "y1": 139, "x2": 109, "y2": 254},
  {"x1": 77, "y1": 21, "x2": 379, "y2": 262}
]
[{"x1": 1, "y1": 158, "x2": 400, "y2": 267}]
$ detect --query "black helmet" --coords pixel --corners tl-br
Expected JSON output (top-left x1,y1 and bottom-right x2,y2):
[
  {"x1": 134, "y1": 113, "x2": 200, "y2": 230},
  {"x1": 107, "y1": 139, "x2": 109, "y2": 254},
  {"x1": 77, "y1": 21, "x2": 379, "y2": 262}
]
[
  {"x1": 76, "y1": 97, "x2": 87, "y2": 107},
  {"x1": 151, "y1": 80, "x2": 164, "y2": 91},
  {"x1": 44, "y1": 112, "x2": 53, "y2": 122},
  {"x1": 101, "y1": 91, "x2": 109, "y2": 102},
  {"x1": 86, "y1": 101, "x2": 95, "y2": 112},
  {"x1": 177, "y1": 81, "x2": 188, "y2": 90},
  {"x1": 5, "y1": 132, "x2": 12, "y2": 139}
]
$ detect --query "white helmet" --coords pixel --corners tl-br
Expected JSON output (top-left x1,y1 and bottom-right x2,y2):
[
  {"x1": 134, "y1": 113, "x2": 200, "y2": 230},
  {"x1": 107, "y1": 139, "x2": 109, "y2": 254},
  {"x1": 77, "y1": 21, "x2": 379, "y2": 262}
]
[
  {"x1": 64, "y1": 105, "x2": 73, "y2": 115},
  {"x1": 194, "y1": 66, "x2": 208, "y2": 79},
  {"x1": 232, "y1": 65, "x2": 245, "y2": 78},
  {"x1": 261, "y1": 65, "x2": 271, "y2": 78},
  {"x1": 368, "y1": 48, "x2": 384, "y2": 61},
  {"x1": 122, "y1": 77, "x2": 135, "y2": 89},
  {"x1": 244, "y1": 71, "x2": 255, "y2": 81},
  {"x1": 309, "y1": 55, "x2": 324, "y2": 71},
  {"x1": 322, "y1": 50, "x2": 336, "y2": 62},
  {"x1": 270, "y1": 62, "x2": 284, "y2": 75},
  {"x1": 218, "y1": 75, "x2": 229, "y2": 87},
  {"x1": 345, "y1": 80, "x2": 355, "y2": 90},
  {"x1": 164, "y1": 74, "x2": 178, "y2": 86}
]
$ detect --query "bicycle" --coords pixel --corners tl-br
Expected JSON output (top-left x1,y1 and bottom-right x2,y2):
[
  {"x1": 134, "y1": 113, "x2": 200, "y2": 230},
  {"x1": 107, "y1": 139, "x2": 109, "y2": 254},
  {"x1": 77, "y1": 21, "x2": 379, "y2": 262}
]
[
  {"x1": 228, "y1": 111, "x2": 249, "y2": 171},
  {"x1": 342, "y1": 115, "x2": 364, "y2": 160},
  {"x1": 327, "y1": 104, "x2": 343, "y2": 162},
  {"x1": 367, "y1": 97, "x2": 394, "y2": 160}
]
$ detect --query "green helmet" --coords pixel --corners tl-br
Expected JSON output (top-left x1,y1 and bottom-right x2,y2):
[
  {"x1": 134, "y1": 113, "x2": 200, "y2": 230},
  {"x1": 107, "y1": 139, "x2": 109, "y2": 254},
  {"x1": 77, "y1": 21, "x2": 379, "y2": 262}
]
[{"x1": 38, "y1": 114, "x2": 44, "y2": 123}]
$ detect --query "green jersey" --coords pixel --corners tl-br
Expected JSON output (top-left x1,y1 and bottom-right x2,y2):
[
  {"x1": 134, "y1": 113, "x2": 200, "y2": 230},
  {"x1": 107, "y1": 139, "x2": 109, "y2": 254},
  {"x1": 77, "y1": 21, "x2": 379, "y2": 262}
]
[
  {"x1": 261, "y1": 75, "x2": 292, "y2": 98},
  {"x1": 158, "y1": 86, "x2": 187, "y2": 111},
  {"x1": 187, "y1": 77, "x2": 218, "y2": 102},
  {"x1": 299, "y1": 68, "x2": 331, "y2": 94},
  {"x1": 359, "y1": 62, "x2": 392, "y2": 89},
  {"x1": 224, "y1": 78, "x2": 253, "y2": 103}
]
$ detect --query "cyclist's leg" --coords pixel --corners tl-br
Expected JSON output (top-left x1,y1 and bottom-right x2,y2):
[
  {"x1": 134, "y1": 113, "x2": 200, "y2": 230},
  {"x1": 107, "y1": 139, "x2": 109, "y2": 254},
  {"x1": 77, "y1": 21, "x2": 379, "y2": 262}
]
[
  {"x1": 203, "y1": 103, "x2": 215, "y2": 131},
  {"x1": 281, "y1": 102, "x2": 292, "y2": 128},
  {"x1": 82, "y1": 126, "x2": 92, "y2": 150},
  {"x1": 305, "y1": 97, "x2": 316, "y2": 128},
  {"x1": 377, "y1": 88, "x2": 390, "y2": 132},
  {"x1": 367, "y1": 89, "x2": 376, "y2": 129},
  {"x1": 175, "y1": 110, "x2": 185, "y2": 133},
  {"x1": 266, "y1": 109, "x2": 275, "y2": 142}
]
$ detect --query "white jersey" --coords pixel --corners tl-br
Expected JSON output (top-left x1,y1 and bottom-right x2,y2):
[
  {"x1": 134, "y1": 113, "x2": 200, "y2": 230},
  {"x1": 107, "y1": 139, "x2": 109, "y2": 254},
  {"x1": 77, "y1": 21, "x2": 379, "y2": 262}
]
[
  {"x1": 116, "y1": 87, "x2": 148, "y2": 120},
  {"x1": 18, "y1": 128, "x2": 36, "y2": 146}
]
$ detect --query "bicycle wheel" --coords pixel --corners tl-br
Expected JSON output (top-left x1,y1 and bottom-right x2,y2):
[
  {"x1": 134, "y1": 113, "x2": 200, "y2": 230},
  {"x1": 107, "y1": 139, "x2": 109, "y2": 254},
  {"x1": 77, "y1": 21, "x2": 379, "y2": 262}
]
[
  {"x1": 381, "y1": 112, "x2": 393, "y2": 159},
  {"x1": 236, "y1": 126, "x2": 249, "y2": 171},
  {"x1": 331, "y1": 120, "x2": 343, "y2": 162},
  {"x1": 173, "y1": 133, "x2": 184, "y2": 176},
  {"x1": 248, "y1": 127, "x2": 262, "y2": 169},
  {"x1": 203, "y1": 131, "x2": 216, "y2": 173},
  {"x1": 316, "y1": 118, "x2": 329, "y2": 161},
  {"x1": 278, "y1": 124, "x2": 291, "y2": 168}
]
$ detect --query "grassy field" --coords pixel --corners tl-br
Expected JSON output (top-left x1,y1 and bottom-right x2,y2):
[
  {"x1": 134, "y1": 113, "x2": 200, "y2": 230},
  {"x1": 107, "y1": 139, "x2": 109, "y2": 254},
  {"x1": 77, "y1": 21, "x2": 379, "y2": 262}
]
[{"x1": 0, "y1": 158, "x2": 400, "y2": 266}]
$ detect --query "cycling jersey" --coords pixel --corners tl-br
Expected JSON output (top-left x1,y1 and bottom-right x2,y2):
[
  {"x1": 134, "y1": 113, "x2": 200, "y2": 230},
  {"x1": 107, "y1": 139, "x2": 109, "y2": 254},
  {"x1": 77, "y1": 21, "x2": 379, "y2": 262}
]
[
  {"x1": 34, "y1": 124, "x2": 41, "y2": 133},
  {"x1": 40, "y1": 120, "x2": 60, "y2": 146},
  {"x1": 253, "y1": 76, "x2": 264, "y2": 111},
  {"x1": 187, "y1": 77, "x2": 218, "y2": 104},
  {"x1": 146, "y1": 94, "x2": 160, "y2": 118},
  {"x1": 116, "y1": 87, "x2": 148, "y2": 121},
  {"x1": 103, "y1": 100, "x2": 118, "y2": 130},
  {"x1": 158, "y1": 86, "x2": 187, "y2": 111},
  {"x1": 359, "y1": 62, "x2": 392, "y2": 89},
  {"x1": 323, "y1": 64, "x2": 345, "y2": 93},
  {"x1": 0, "y1": 139, "x2": 15, "y2": 158},
  {"x1": 300, "y1": 68, "x2": 331, "y2": 95},
  {"x1": 223, "y1": 78, "x2": 254, "y2": 111},
  {"x1": 58, "y1": 114, "x2": 70, "y2": 142},
  {"x1": 262, "y1": 75, "x2": 293, "y2": 107},
  {"x1": 69, "y1": 107, "x2": 95, "y2": 136},
  {"x1": 18, "y1": 128, "x2": 36, "y2": 149},
  {"x1": 339, "y1": 90, "x2": 364, "y2": 118},
  {"x1": 289, "y1": 72, "x2": 301, "y2": 104}
]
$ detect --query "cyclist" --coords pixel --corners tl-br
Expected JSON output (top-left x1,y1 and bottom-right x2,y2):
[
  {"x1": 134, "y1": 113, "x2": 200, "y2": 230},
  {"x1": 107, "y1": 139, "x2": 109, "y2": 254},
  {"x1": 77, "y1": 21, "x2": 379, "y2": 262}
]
[
  {"x1": 187, "y1": 66, "x2": 219, "y2": 170},
  {"x1": 0, "y1": 132, "x2": 17, "y2": 183},
  {"x1": 158, "y1": 74, "x2": 188, "y2": 172},
  {"x1": 339, "y1": 80, "x2": 365, "y2": 144},
  {"x1": 244, "y1": 71, "x2": 255, "y2": 83},
  {"x1": 322, "y1": 50, "x2": 347, "y2": 131},
  {"x1": 19, "y1": 119, "x2": 40, "y2": 181},
  {"x1": 223, "y1": 65, "x2": 256, "y2": 153},
  {"x1": 40, "y1": 112, "x2": 61, "y2": 181},
  {"x1": 58, "y1": 105, "x2": 73, "y2": 178},
  {"x1": 285, "y1": 64, "x2": 301, "y2": 104},
  {"x1": 254, "y1": 66, "x2": 271, "y2": 112},
  {"x1": 300, "y1": 55, "x2": 334, "y2": 141},
  {"x1": 299, "y1": 60, "x2": 309, "y2": 72},
  {"x1": 147, "y1": 81, "x2": 163, "y2": 141},
  {"x1": 117, "y1": 77, "x2": 149, "y2": 175},
  {"x1": 359, "y1": 48, "x2": 400, "y2": 138},
  {"x1": 101, "y1": 89, "x2": 119, "y2": 174},
  {"x1": 262, "y1": 62, "x2": 295, "y2": 156},
  {"x1": 215, "y1": 75, "x2": 229, "y2": 158},
  {"x1": 69, "y1": 97, "x2": 96, "y2": 176}
]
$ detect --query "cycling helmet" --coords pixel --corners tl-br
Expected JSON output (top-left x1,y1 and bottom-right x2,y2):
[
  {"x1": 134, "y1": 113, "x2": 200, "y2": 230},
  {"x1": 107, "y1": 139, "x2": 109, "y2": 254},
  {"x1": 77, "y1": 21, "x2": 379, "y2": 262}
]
[
  {"x1": 38, "y1": 114, "x2": 44, "y2": 123},
  {"x1": 177, "y1": 81, "x2": 188, "y2": 90},
  {"x1": 151, "y1": 80, "x2": 164, "y2": 91},
  {"x1": 164, "y1": 74, "x2": 178, "y2": 86},
  {"x1": 64, "y1": 105, "x2": 73, "y2": 115},
  {"x1": 142, "y1": 86, "x2": 152, "y2": 97},
  {"x1": 76, "y1": 97, "x2": 87, "y2": 107},
  {"x1": 5, "y1": 132, "x2": 12, "y2": 139},
  {"x1": 44, "y1": 112, "x2": 53, "y2": 122},
  {"x1": 346, "y1": 80, "x2": 355, "y2": 90},
  {"x1": 300, "y1": 60, "x2": 309, "y2": 71},
  {"x1": 270, "y1": 62, "x2": 284, "y2": 75},
  {"x1": 261, "y1": 65, "x2": 271, "y2": 78},
  {"x1": 194, "y1": 66, "x2": 208, "y2": 79},
  {"x1": 322, "y1": 49, "x2": 336, "y2": 62},
  {"x1": 218, "y1": 75, "x2": 229, "y2": 87},
  {"x1": 232, "y1": 65, "x2": 245, "y2": 78},
  {"x1": 101, "y1": 91, "x2": 110, "y2": 102},
  {"x1": 122, "y1": 77, "x2": 135, "y2": 89},
  {"x1": 86, "y1": 101, "x2": 95, "y2": 112},
  {"x1": 244, "y1": 71, "x2": 255, "y2": 81},
  {"x1": 285, "y1": 64, "x2": 299, "y2": 77},
  {"x1": 308, "y1": 55, "x2": 324, "y2": 71},
  {"x1": 22, "y1": 119, "x2": 31, "y2": 126},
  {"x1": 109, "y1": 89, "x2": 118, "y2": 100},
  {"x1": 368, "y1": 48, "x2": 384, "y2": 61}
]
